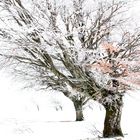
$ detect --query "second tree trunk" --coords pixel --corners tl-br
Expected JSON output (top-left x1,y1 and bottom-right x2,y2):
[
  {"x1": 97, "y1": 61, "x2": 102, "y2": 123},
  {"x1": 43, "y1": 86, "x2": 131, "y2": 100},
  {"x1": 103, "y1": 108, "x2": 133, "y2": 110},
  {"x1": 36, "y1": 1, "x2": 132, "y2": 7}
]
[
  {"x1": 102, "y1": 94, "x2": 124, "y2": 138},
  {"x1": 73, "y1": 100, "x2": 84, "y2": 121}
]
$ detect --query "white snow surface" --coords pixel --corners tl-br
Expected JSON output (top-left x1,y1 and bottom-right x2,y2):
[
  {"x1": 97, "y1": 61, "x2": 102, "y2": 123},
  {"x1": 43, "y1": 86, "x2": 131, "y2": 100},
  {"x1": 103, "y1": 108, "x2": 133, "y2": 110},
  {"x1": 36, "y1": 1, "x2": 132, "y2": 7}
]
[{"x1": 0, "y1": 72, "x2": 140, "y2": 140}]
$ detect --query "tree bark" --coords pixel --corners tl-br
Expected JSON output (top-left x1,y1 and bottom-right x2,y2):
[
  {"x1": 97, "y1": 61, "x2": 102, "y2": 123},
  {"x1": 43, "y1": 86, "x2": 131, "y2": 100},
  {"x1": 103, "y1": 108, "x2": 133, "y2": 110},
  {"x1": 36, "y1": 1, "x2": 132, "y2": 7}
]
[
  {"x1": 73, "y1": 100, "x2": 84, "y2": 121},
  {"x1": 62, "y1": 92, "x2": 85, "y2": 121},
  {"x1": 102, "y1": 94, "x2": 124, "y2": 138}
]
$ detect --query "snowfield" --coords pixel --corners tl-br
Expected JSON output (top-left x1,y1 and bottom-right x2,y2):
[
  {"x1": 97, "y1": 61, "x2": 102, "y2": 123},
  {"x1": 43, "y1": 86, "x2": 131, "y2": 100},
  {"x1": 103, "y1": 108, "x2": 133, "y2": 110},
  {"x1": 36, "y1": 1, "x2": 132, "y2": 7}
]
[
  {"x1": 0, "y1": 72, "x2": 140, "y2": 140},
  {"x1": 0, "y1": 119, "x2": 98, "y2": 140}
]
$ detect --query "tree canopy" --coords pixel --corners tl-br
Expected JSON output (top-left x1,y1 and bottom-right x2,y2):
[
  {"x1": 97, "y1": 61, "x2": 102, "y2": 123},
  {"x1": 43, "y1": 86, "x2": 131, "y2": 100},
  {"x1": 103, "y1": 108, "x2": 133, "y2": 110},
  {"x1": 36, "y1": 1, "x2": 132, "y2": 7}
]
[{"x1": 0, "y1": 0, "x2": 140, "y2": 98}]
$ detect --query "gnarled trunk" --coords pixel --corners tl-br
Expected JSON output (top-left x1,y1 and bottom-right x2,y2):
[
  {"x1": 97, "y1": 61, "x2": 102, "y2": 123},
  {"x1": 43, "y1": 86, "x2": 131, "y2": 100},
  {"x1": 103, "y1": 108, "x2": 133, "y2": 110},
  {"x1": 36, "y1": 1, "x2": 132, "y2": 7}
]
[
  {"x1": 73, "y1": 100, "x2": 84, "y2": 121},
  {"x1": 102, "y1": 94, "x2": 123, "y2": 138}
]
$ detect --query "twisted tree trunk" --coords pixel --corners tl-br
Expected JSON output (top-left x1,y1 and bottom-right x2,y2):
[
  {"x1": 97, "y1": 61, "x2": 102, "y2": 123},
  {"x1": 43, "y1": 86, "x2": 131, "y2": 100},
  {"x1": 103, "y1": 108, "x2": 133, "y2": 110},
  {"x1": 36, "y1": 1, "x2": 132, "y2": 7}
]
[{"x1": 102, "y1": 93, "x2": 124, "y2": 138}]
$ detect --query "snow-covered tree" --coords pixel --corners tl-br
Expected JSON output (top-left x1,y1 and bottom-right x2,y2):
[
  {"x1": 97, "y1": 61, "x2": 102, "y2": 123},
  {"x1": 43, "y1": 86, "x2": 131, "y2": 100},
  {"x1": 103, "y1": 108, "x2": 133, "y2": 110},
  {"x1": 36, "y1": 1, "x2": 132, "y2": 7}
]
[
  {"x1": 0, "y1": 0, "x2": 88, "y2": 121},
  {"x1": 0, "y1": 0, "x2": 140, "y2": 138}
]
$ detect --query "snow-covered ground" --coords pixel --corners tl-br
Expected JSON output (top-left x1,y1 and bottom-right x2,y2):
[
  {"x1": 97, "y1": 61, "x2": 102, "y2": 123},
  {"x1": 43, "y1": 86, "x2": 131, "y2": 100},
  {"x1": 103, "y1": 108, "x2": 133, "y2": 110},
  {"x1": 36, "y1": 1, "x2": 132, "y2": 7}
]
[{"x1": 0, "y1": 72, "x2": 140, "y2": 140}]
